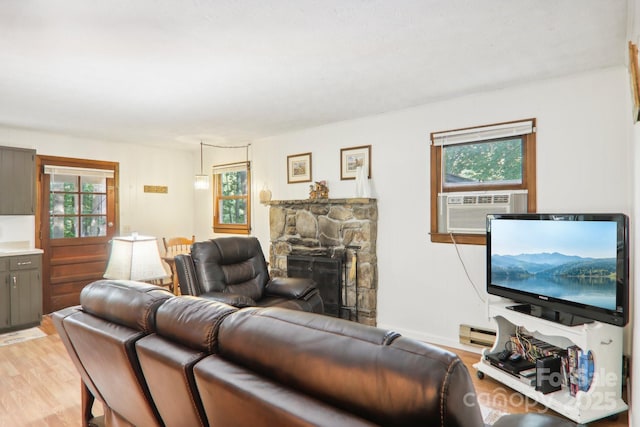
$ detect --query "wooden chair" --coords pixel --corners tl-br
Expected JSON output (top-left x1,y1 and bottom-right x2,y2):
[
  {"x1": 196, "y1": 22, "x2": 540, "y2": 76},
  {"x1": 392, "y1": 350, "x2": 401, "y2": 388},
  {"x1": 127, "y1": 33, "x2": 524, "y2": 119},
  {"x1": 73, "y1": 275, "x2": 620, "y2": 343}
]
[{"x1": 162, "y1": 235, "x2": 195, "y2": 295}]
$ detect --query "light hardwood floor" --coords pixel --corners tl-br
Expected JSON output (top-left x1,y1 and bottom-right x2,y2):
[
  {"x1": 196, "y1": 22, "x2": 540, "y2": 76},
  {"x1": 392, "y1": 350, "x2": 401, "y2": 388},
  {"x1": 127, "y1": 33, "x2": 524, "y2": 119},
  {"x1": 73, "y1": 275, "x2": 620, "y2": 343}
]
[{"x1": 0, "y1": 316, "x2": 629, "y2": 426}]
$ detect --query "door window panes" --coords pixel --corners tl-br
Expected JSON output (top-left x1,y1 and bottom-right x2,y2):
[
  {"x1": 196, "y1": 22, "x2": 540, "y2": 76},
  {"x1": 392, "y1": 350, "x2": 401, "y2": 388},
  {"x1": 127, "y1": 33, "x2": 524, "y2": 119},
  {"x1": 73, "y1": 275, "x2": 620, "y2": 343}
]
[
  {"x1": 50, "y1": 216, "x2": 79, "y2": 239},
  {"x1": 82, "y1": 194, "x2": 106, "y2": 215},
  {"x1": 81, "y1": 176, "x2": 106, "y2": 193},
  {"x1": 51, "y1": 194, "x2": 79, "y2": 215},
  {"x1": 81, "y1": 216, "x2": 107, "y2": 237},
  {"x1": 50, "y1": 174, "x2": 108, "y2": 238},
  {"x1": 50, "y1": 174, "x2": 78, "y2": 192}
]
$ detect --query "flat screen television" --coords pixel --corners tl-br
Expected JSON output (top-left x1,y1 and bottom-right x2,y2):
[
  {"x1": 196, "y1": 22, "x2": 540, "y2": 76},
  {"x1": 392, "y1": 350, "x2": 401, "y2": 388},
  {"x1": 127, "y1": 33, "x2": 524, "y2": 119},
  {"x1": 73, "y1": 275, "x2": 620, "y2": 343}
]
[{"x1": 486, "y1": 213, "x2": 629, "y2": 327}]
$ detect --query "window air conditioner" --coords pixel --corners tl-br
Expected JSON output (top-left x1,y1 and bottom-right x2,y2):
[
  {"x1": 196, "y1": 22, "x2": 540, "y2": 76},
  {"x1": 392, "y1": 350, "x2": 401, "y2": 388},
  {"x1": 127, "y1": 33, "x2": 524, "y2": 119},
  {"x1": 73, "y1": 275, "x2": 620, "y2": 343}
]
[{"x1": 437, "y1": 190, "x2": 528, "y2": 234}]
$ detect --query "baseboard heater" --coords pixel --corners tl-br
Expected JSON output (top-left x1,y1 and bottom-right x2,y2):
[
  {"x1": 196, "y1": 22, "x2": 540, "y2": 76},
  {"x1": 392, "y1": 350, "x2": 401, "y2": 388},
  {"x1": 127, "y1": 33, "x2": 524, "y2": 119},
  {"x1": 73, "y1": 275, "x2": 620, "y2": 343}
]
[{"x1": 459, "y1": 324, "x2": 496, "y2": 348}]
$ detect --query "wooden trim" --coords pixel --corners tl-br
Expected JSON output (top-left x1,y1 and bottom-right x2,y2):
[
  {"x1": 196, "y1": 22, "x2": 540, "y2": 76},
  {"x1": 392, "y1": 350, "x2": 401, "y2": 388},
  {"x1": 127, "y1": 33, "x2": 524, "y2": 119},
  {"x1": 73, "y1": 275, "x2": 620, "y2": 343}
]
[
  {"x1": 523, "y1": 131, "x2": 537, "y2": 213},
  {"x1": 430, "y1": 232, "x2": 487, "y2": 245},
  {"x1": 630, "y1": 42, "x2": 640, "y2": 122},
  {"x1": 429, "y1": 118, "x2": 536, "y2": 246},
  {"x1": 212, "y1": 164, "x2": 251, "y2": 234},
  {"x1": 36, "y1": 155, "x2": 119, "y2": 314},
  {"x1": 429, "y1": 144, "x2": 440, "y2": 239},
  {"x1": 36, "y1": 155, "x2": 119, "y2": 244}
]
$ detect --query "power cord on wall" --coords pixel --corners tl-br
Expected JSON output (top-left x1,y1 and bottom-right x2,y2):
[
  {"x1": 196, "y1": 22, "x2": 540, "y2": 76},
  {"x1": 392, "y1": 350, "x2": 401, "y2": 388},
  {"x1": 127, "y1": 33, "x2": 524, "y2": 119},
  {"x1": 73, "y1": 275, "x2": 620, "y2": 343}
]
[
  {"x1": 450, "y1": 232, "x2": 486, "y2": 304},
  {"x1": 439, "y1": 143, "x2": 486, "y2": 304}
]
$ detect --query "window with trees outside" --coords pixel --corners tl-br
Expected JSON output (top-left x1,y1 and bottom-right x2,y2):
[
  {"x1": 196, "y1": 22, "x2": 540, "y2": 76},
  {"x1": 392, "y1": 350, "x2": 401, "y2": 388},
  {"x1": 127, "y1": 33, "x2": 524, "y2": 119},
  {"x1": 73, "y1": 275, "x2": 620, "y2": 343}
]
[
  {"x1": 48, "y1": 169, "x2": 112, "y2": 239},
  {"x1": 430, "y1": 119, "x2": 536, "y2": 245},
  {"x1": 213, "y1": 161, "x2": 251, "y2": 234}
]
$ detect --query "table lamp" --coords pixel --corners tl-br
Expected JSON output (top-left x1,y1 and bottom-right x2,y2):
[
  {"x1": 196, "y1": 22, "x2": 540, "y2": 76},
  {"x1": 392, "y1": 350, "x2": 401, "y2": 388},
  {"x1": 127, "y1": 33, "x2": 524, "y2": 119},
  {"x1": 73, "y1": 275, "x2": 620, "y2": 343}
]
[{"x1": 104, "y1": 234, "x2": 168, "y2": 282}]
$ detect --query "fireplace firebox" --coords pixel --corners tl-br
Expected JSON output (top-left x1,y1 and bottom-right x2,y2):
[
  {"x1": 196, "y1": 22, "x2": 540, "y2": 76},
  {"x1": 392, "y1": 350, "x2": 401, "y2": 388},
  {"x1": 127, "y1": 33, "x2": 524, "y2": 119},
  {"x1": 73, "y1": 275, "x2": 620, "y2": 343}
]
[{"x1": 287, "y1": 255, "x2": 343, "y2": 318}]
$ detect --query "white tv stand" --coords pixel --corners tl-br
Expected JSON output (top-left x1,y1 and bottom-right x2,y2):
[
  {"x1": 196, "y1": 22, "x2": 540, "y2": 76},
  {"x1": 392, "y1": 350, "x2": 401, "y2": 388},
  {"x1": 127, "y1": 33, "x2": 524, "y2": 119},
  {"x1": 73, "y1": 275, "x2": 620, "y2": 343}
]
[{"x1": 473, "y1": 301, "x2": 627, "y2": 425}]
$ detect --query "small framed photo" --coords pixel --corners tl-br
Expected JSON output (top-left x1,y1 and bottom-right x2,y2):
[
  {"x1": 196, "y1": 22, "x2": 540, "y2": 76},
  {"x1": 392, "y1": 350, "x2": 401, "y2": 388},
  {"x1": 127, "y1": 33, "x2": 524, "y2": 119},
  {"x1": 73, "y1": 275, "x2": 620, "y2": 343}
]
[
  {"x1": 287, "y1": 152, "x2": 312, "y2": 183},
  {"x1": 340, "y1": 145, "x2": 371, "y2": 180}
]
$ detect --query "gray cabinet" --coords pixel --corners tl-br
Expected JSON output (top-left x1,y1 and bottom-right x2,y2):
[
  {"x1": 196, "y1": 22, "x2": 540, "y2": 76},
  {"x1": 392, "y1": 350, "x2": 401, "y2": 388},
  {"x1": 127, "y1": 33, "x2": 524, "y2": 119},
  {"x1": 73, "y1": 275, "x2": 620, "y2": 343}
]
[
  {"x1": 0, "y1": 258, "x2": 9, "y2": 329},
  {"x1": 0, "y1": 146, "x2": 36, "y2": 215},
  {"x1": 0, "y1": 254, "x2": 42, "y2": 332}
]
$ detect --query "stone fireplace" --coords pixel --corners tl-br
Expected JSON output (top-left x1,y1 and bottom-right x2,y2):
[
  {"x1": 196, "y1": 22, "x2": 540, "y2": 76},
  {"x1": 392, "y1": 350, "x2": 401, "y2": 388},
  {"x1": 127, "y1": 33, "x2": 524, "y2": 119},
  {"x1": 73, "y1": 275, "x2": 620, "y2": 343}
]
[{"x1": 267, "y1": 198, "x2": 377, "y2": 325}]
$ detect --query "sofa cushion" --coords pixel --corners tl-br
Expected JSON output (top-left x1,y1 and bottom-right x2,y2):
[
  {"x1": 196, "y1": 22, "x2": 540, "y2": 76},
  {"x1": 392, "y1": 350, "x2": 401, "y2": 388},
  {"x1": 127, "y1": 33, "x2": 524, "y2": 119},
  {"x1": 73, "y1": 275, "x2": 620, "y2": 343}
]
[
  {"x1": 154, "y1": 296, "x2": 237, "y2": 353},
  {"x1": 80, "y1": 279, "x2": 173, "y2": 333},
  {"x1": 266, "y1": 277, "x2": 317, "y2": 299},
  {"x1": 135, "y1": 295, "x2": 239, "y2": 427},
  {"x1": 194, "y1": 356, "x2": 377, "y2": 427},
  {"x1": 216, "y1": 307, "x2": 484, "y2": 427}
]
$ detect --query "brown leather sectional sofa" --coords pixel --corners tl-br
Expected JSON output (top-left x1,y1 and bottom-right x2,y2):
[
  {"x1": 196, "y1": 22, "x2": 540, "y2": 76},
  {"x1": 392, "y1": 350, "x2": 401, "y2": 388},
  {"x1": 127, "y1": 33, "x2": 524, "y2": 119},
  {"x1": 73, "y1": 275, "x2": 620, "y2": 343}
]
[{"x1": 53, "y1": 280, "x2": 574, "y2": 427}]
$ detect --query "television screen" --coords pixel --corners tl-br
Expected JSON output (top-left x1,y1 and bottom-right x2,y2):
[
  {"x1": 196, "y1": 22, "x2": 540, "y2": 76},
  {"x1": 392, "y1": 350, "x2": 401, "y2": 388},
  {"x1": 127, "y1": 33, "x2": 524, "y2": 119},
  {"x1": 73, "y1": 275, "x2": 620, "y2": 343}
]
[{"x1": 486, "y1": 213, "x2": 628, "y2": 327}]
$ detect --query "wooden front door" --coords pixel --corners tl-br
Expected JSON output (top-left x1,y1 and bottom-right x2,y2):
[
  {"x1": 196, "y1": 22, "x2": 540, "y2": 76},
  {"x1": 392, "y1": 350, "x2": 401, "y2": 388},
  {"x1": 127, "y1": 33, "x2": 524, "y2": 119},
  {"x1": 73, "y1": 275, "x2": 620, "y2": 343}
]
[{"x1": 36, "y1": 156, "x2": 118, "y2": 313}]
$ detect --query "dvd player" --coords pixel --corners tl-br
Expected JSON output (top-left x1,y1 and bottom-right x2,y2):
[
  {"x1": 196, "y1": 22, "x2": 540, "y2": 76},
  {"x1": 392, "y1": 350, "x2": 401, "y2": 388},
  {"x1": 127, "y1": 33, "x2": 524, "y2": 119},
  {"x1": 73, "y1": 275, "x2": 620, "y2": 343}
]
[{"x1": 485, "y1": 352, "x2": 535, "y2": 376}]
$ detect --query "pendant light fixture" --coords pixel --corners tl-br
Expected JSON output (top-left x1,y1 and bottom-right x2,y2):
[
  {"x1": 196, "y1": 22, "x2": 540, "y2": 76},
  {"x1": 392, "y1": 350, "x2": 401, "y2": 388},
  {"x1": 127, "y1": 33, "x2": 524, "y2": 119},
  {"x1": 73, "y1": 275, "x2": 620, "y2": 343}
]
[
  {"x1": 195, "y1": 140, "x2": 252, "y2": 190},
  {"x1": 194, "y1": 141, "x2": 210, "y2": 190}
]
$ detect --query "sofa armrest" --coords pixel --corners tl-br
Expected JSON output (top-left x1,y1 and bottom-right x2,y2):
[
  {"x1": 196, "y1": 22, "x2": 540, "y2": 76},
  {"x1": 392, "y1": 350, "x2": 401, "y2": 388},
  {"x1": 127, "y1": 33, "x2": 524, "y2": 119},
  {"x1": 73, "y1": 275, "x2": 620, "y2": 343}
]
[
  {"x1": 200, "y1": 292, "x2": 257, "y2": 308},
  {"x1": 266, "y1": 277, "x2": 316, "y2": 299}
]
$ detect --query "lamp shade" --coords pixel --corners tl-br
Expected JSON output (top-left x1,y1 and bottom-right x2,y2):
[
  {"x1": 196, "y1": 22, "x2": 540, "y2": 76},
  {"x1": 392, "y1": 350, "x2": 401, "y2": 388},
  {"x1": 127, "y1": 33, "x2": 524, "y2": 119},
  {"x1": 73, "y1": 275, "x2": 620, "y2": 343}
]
[
  {"x1": 194, "y1": 174, "x2": 210, "y2": 189},
  {"x1": 104, "y1": 235, "x2": 167, "y2": 281}
]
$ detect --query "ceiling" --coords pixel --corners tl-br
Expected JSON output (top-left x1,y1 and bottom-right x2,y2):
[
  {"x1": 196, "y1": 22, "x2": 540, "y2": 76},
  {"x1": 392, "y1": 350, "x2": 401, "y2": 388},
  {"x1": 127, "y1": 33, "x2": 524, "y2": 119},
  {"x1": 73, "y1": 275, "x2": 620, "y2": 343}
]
[{"x1": 0, "y1": 0, "x2": 629, "y2": 148}]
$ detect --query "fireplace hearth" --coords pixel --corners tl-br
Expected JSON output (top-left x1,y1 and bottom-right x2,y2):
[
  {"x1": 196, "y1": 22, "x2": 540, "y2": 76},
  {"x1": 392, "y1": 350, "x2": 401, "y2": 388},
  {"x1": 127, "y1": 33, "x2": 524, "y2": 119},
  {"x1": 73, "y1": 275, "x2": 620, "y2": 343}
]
[{"x1": 268, "y1": 198, "x2": 377, "y2": 325}]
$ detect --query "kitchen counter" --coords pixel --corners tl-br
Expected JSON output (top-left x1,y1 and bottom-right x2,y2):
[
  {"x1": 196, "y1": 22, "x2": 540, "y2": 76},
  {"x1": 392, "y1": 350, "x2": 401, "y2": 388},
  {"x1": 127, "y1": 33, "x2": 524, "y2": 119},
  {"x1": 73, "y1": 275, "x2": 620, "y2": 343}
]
[{"x1": 0, "y1": 248, "x2": 44, "y2": 257}]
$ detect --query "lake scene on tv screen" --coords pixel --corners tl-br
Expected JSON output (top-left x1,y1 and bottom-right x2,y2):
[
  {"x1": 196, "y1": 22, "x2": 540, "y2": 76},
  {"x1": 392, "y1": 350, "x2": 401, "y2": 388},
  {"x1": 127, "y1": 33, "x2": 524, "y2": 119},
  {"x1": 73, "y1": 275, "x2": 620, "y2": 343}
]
[{"x1": 490, "y1": 219, "x2": 617, "y2": 311}]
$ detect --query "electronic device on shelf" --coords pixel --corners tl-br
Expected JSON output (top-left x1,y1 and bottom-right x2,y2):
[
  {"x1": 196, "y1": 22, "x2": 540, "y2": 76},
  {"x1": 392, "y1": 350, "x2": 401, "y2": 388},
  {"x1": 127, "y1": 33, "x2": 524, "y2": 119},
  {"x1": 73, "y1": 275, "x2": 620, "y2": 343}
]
[
  {"x1": 486, "y1": 213, "x2": 629, "y2": 327},
  {"x1": 497, "y1": 349, "x2": 511, "y2": 361},
  {"x1": 519, "y1": 367, "x2": 536, "y2": 378},
  {"x1": 485, "y1": 351, "x2": 535, "y2": 376}
]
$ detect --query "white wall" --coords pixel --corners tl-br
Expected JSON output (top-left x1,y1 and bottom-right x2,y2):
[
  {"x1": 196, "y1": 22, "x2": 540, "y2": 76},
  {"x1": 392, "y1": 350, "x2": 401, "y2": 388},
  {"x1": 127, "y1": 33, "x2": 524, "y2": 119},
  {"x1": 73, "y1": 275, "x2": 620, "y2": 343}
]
[
  {"x1": 0, "y1": 128, "x2": 196, "y2": 241},
  {"x1": 248, "y1": 67, "x2": 632, "y2": 352},
  {"x1": 631, "y1": 96, "x2": 639, "y2": 427}
]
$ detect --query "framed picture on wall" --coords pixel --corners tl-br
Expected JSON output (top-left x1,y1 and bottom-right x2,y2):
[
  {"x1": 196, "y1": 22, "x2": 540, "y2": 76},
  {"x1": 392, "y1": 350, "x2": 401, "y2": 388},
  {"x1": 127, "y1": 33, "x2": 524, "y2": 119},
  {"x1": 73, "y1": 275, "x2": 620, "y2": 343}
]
[
  {"x1": 340, "y1": 145, "x2": 371, "y2": 180},
  {"x1": 287, "y1": 152, "x2": 312, "y2": 183},
  {"x1": 629, "y1": 41, "x2": 640, "y2": 123}
]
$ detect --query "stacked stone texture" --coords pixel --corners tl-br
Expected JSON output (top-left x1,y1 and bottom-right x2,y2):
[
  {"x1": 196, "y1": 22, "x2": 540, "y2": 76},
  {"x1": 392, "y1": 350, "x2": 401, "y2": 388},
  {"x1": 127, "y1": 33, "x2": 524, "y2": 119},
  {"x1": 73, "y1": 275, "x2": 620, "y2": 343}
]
[{"x1": 268, "y1": 198, "x2": 377, "y2": 325}]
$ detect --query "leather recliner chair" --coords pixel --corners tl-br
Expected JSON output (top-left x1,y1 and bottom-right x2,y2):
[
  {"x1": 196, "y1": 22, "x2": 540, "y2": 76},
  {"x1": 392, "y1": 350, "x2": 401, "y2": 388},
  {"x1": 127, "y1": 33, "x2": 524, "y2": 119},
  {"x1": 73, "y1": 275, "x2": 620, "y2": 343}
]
[{"x1": 174, "y1": 236, "x2": 324, "y2": 313}]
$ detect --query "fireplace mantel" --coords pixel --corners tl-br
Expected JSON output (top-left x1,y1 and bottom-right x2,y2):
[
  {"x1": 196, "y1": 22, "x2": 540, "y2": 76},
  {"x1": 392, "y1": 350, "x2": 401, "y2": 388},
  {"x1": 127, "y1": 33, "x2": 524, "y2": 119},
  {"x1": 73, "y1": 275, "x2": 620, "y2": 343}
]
[
  {"x1": 267, "y1": 197, "x2": 377, "y2": 325},
  {"x1": 266, "y1": 198, "x2": 376, "y2": 206}
]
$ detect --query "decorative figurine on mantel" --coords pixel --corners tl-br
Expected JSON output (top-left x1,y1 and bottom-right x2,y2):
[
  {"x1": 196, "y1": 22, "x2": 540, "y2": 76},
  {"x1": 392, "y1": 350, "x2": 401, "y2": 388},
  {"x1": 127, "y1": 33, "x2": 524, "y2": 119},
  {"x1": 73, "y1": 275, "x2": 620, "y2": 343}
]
[{"x1": 309, "y1": 180, "x2": 329, "y2": 199}]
